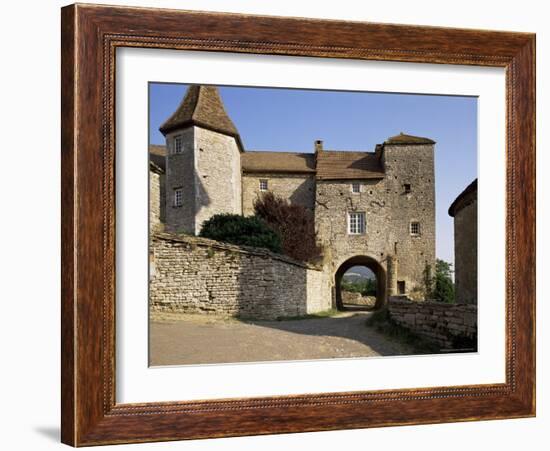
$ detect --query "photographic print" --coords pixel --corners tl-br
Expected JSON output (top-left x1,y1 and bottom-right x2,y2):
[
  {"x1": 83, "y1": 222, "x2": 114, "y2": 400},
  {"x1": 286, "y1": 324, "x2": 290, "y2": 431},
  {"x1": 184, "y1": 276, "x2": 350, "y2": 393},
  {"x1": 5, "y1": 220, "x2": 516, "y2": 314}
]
[
  {"x1": 61, "y1": 6, "x2": 536, "y2": 444},
  {"x1": 148, "y1": 83, "x2": 478, "y2": 366}
]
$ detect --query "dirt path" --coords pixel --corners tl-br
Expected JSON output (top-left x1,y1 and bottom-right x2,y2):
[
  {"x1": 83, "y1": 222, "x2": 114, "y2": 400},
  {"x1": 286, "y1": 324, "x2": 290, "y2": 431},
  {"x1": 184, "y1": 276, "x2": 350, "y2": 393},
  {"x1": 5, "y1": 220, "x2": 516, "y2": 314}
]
[{"x1": 149, "y1": 311, "x2": 416, "y2": 366}]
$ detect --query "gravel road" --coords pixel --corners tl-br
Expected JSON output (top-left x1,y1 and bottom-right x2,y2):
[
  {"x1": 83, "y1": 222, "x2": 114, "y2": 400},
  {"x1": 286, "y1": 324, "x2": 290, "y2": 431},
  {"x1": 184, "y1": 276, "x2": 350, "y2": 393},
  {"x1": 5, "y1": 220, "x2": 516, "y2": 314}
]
[{"x1": 149, "y1": 311, "x2": 416, "y2": 366}]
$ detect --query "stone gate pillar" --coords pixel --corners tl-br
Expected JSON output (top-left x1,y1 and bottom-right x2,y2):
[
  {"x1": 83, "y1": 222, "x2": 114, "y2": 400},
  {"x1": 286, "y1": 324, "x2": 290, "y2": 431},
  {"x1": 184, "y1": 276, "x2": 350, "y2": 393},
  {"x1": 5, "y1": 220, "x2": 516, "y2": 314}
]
[{"x1": 387, "y1": 255, "x2": 398, "y2": 296}]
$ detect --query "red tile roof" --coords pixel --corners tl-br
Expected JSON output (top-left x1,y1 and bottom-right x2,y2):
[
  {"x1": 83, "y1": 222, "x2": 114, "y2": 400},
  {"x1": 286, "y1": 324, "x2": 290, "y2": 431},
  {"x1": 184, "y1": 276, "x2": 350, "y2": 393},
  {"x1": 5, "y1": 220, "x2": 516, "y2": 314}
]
[
  {"x1": 316, "y1": 150, "x2": 384, "y2": 180},
  {"x1": 241, "y1": 151, "x2": 316, "y2": 174}
]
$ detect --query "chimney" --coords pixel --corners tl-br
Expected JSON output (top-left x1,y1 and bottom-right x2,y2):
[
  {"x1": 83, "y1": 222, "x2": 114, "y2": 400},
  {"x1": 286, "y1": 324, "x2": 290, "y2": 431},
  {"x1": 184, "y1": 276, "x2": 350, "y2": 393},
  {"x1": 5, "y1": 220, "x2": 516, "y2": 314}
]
[{"x1": 314, "y1": 140, "x2": 324, "y2": 153}]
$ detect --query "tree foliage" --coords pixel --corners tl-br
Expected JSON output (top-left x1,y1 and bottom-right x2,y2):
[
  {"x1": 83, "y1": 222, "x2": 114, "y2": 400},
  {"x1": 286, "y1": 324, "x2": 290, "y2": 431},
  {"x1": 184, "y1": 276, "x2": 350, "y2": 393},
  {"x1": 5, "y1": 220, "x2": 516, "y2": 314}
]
[
  {"x1": 431, "y1": 259, "x2": 455, "y2": 303},
  {"x1": 341, "y1": 278, "x2": 377, "y2": 296},
  {"x1": 253, "y1": 192, "x2": 322, "y2": 263},
  {"x1": 199, "y1": 213, "x2": 282, "y2": 253}
]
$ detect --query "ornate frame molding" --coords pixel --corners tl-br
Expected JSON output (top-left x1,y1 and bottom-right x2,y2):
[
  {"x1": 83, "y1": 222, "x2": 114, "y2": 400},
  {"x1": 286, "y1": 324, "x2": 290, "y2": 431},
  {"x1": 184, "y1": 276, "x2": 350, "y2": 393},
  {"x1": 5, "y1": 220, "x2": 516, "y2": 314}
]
[{"x1": 61, "y1": 4, "x2": 535, "y2": 446}]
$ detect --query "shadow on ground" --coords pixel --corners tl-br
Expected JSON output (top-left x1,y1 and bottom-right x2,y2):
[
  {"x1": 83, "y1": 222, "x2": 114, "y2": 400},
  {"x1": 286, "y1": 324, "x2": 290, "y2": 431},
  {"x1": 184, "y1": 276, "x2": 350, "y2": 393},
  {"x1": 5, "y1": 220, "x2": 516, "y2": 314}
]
[
  {"x1": 236, "y1": 311, "x2": 419, "y2": 357},
  {"x1": 150, "y1": 311, "x2": 421, "y2": 366}
]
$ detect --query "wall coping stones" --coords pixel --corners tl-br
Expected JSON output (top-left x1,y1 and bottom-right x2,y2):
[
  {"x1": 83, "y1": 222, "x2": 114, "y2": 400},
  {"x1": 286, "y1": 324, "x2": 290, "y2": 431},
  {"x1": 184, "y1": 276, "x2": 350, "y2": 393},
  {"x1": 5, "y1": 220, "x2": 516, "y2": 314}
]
[
  {"x1": 152, "y1": 232, "x2": 323, "y2": 272},
  {"x1": 388, "y1": 297, "x2": 477, "y2": 312}
]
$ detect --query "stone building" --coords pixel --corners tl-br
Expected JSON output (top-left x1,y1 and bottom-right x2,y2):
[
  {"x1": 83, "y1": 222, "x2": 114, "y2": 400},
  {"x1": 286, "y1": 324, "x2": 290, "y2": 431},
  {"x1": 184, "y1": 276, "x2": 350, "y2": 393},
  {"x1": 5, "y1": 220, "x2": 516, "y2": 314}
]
[
  {"x1": 150, "y1": 85, "x2": 436, "y2": 308},
  {"x1": 449, "y1": 179, "x2": 478, "y2": 304}
]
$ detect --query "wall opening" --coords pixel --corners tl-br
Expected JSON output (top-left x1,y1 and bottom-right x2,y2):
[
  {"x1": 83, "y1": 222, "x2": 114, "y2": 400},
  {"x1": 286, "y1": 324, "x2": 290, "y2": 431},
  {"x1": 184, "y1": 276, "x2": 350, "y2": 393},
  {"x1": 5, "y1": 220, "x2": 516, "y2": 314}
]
[
  {"x1": 397, "y1": 280, "x2": 406, "y2": 295},
  {"x1": 334, "y1": 256, "x2": 386, "y2": 311}
]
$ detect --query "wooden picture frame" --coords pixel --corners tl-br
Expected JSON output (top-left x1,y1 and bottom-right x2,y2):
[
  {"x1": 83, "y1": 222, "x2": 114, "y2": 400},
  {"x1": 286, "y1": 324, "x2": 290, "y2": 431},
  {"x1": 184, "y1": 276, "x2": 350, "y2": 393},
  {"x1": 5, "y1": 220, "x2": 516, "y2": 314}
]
[{"x1": 61, "y1": 3, "x2": 535, "y2": 446}]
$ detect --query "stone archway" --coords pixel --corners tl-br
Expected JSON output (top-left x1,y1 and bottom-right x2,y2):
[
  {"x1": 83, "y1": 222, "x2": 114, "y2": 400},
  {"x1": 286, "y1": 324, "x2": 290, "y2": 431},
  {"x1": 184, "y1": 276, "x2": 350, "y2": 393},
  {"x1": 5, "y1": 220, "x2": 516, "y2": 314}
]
[{"x1": 334, "y1": 255, "x2": 386, "y2": 311}]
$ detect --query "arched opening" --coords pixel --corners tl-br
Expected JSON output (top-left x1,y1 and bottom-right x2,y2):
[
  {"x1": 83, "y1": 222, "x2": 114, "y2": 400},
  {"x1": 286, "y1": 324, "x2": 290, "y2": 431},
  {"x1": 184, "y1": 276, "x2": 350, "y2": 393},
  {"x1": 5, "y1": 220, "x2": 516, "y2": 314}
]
[{"x1": 334, "y1": 256, "x2": 386, "y2": 311}]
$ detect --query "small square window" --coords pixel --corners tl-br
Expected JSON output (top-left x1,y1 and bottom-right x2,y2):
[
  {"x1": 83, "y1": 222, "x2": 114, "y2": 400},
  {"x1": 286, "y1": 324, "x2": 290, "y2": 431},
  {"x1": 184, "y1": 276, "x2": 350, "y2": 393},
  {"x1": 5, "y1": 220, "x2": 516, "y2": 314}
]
[
  {"x1": 410, "y1": 221, "x2": 421, "y2": 236},
  {"x1": 351, "y1": 182, "x2": 361, "y2": 194},
  {"x1": 404, "y1": 183, "x2": 411, "y2": 193},
  {"x1": 348, "y1": 212, "x2": 366, "y2": 235},
  {"x1": 259, "y1": 179, "x2": 268, "y2": 191},
  {"x1": 173, "y1": 135, "x2": 184, "y2": 154},
  {"x1": 174, "y1": 188, "x2": 183, "y2": 207}
]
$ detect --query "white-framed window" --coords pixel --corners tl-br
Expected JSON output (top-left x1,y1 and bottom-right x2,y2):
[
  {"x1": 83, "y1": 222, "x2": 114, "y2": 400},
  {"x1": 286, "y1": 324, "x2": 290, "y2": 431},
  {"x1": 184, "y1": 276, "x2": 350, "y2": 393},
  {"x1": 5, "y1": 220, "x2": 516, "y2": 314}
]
[
  {"x1": 410, "y1": 221, "x2": 421, "y2": 236},
  {"x1": 259, "y1": 179, "x2": 268, "y2": 191},
  {"x1": 173, "y1": 188, "x2": 183, "y2": 207},
  {"x1": 173, "y1": 135, "x2": 184, "y2": 154},
  {"x1": 348, "y1": 212, "x2": 366, "y2": 235},
  {"x1": 351, "y1": 182, "x2": 361, "y2": 194}
]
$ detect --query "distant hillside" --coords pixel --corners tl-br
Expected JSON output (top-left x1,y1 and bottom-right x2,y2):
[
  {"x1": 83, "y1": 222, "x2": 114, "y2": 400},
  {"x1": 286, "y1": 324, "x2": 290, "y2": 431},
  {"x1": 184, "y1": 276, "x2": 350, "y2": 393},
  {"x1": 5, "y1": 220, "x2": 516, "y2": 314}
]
[{"x1": 342, "y1": 266, "x2": 375, "y2": 282}]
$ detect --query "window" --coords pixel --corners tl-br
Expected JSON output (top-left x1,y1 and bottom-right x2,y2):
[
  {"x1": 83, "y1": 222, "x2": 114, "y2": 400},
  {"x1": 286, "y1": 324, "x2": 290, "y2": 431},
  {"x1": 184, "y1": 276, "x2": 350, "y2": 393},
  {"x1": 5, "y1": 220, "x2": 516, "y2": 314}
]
[
  {"x1": 410, "y1": 221, "x2": 421, "y2": 236},
  {"x1": 173, "y1": 188, "x2": 183, "y2": 207},
  {"x1": 259, "y1": 179, "x2": 268, "y2": 191},
  {"x1": 404, "y1": 183, "x2": 411, "y2": 193},
  {"x1": 351, "y1": 182, "x2": 361, "y2": 194},
  {"x1": 173, "y1": 135, "x2": 184, "y2": 154},
  {"x1": 348, "y1": 212, "x2": 366, "y2": 234},
  {"x1": 397, "y1": 280, "x2": 406, "y2": 294}
]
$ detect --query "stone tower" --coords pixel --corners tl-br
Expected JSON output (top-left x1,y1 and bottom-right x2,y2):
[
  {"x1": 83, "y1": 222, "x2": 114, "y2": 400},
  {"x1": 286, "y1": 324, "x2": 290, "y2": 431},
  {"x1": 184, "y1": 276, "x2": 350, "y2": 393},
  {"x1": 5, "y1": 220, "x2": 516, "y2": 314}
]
[
  {"x1": 159, "y1": 85, "x2": 243, "y2": 235},
  {"x1": 449, "y1": 179, "x2": 477, "y2": 304},
  {"x1": 380, "y1": 133, "x2": 436, "y2": 296},
  {"x1": 311, "y1": 133, "x2": 435, "y2": 308}
]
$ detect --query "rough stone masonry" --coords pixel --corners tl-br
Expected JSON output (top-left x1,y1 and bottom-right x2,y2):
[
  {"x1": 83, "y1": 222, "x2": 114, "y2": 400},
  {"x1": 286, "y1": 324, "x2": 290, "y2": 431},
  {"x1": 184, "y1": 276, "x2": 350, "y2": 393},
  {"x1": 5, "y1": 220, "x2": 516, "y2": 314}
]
[
  {"x1": 150, "y1": 234, "x2": 331, "y2": 320},
  {"x1": 388, "y1": 297, "x2": 477, "y2": 349},
  {"x1": 150, "y1": 85, "x2": 438, "y2": 312}
]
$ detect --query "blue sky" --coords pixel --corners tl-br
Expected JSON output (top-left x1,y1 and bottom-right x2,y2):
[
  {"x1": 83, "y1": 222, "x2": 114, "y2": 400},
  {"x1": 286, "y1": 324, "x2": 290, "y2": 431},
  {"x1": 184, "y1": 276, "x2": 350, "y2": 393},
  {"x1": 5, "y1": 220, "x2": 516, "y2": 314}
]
[{"x1": 149, "y1": 83, "x2": 477, "y2": 265}]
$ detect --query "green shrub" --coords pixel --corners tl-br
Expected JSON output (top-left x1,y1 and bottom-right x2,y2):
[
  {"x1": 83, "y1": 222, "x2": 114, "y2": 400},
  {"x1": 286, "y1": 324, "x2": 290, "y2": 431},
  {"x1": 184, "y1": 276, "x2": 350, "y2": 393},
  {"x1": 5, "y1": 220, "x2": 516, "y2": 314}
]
[{"x1": 199, "y1": 214, "x2": 282, "y2": 253}]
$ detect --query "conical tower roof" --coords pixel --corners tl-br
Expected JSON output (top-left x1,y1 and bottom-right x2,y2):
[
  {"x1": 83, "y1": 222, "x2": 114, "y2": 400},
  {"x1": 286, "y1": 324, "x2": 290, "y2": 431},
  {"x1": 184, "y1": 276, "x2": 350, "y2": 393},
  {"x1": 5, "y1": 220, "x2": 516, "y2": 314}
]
[{"x1": 159, "y1": 86, "x2": 241, "y2": 148}]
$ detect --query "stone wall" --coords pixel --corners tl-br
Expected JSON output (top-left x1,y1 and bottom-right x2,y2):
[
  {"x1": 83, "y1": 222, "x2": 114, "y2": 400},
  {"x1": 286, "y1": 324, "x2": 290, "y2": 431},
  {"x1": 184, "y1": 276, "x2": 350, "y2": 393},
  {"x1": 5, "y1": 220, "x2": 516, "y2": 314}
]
[
  {"x1": 149, "y1": 168, "x2": 165, "y2": 233},
  {"x1": 242, "y1": 174, "x2": 315, "y2": 215},
  {"x1": 314, "y1": 143, "x2": 435, "y2": 299},
  {"x1": 454, "y1": 200, "x2": 478, "y2": 304},
  {"x1": 149, "y1": 233, "x2": 330, "y2": 320},
  {"x1": 388, "y1": 297, "x2": 477, "y2": 349},
  {"x1": 149, "y1": 169, "x2": 161, "y2": 232},
  {"x1": 315, "y1": 178, "x2": 390, "y2": 278},
  {"x1": 341, "y1": 291, "x2": 376, "y2": 307}
]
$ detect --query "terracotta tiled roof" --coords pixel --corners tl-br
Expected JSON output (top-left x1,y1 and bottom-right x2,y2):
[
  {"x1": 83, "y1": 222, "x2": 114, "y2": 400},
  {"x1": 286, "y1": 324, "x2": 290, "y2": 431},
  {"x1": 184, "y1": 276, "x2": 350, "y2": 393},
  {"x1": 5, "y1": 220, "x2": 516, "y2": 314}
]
[
  {"x1": 159, "y1": 86, "x2": 241, "y2": 148},
  {"x1": 316, "y1": 150, "x2": 384, "y2": 180},
  {"x1": 384, "y1": 132, "x2": 435, "y2": 145},
  {"x1": 149, "y1": 144, "x2": 166, "y2": 172},
  {"x1": 241, "y1": 151, "x2": 316, "y2": 174},
  {"x1": 448, "y1": 179, "x2": 477, "y2": 217}
]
